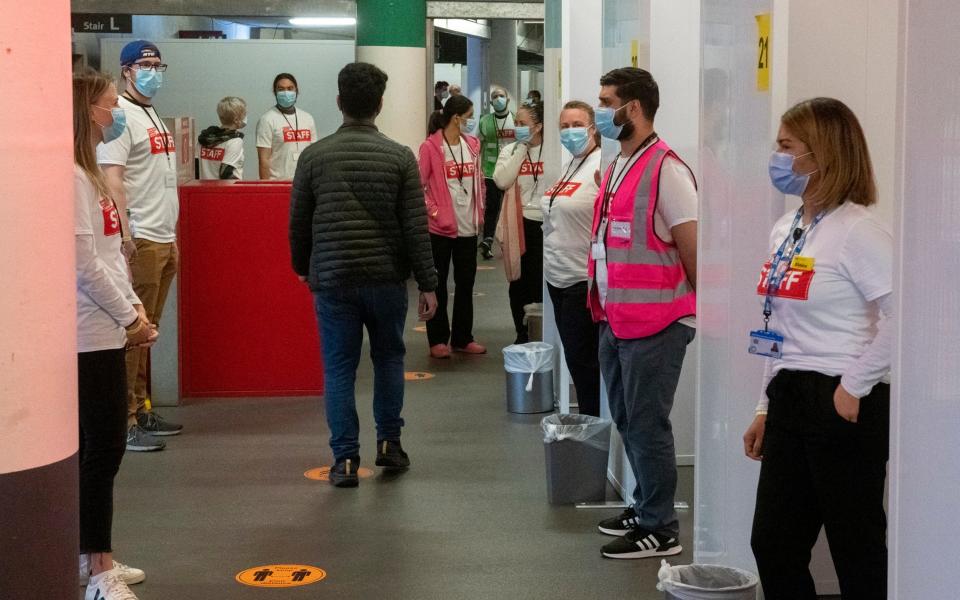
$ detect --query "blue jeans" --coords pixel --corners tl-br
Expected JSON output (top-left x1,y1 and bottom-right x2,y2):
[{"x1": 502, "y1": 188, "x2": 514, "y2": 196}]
[
  {"x1": 313, "y1": 284, "x2": 408, "y2": 461},
  {"x1": 599, "y1": 321, "x2": 695, "y2": 537}
]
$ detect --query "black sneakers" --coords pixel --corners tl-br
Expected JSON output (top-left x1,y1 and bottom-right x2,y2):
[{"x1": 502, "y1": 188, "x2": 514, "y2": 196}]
[
  {"x1": 329, "y1": 457, "x2": 360, "y2": 488},
  {"x1": 478, "y1": 238, "x2": 494, "y2": 260},
  {"x1": 375, "y1": 439, "x2": 410, "y2": 469},
  {"x1": 601, "y1": 528, "x2": 683, "y2": 560},
  {"x1": 597, "y1": 507, "x2": 642, "y2": 536}
]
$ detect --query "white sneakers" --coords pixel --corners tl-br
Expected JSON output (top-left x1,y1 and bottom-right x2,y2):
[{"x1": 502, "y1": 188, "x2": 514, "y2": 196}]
[
  {"x1": 84, "y1": 569, "x2": 139, "y2": 600},
  {"x1": 80, "y1": 554, "x2": 146, "y2": 586}
]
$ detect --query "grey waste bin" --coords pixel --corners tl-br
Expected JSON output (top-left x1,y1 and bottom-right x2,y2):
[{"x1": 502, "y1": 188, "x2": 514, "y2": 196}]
[
  {"x1": 503, "y1": 343, "x2": 555, "y2": 414},
  {"x1": 542, "y1": 414, "x2": 612, "y2": 504},
  {"x1": 658, "y1": 562, "x2": 759, "y2": 600}
]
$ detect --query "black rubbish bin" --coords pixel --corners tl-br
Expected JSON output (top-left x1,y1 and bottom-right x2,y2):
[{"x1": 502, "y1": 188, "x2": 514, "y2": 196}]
[{"x1": 542, "y1": 414, "x2": 612, "y2": 504}]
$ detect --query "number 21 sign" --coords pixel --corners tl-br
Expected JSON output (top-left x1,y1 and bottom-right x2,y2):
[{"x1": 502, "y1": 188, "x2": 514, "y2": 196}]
[{"x1": 756, "y1": 13, "x2": 771, "y2": 92}]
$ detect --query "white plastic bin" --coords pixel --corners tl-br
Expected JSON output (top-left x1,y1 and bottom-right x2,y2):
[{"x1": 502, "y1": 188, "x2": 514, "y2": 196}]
[{"x1": 658, "y1": 561, "x2": 759, "y2": 600}]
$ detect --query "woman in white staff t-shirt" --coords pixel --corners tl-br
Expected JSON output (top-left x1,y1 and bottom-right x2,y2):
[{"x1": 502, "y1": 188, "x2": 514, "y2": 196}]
[
  {"x1": 743, "y1": 98, "x2": 893, "y2": 599},
  {"x1": 74, "y1": 70, "x2": 157, "y2": 600},
  {"x1": 256, "y1": 72, "x2": 317, "y2": 180},
  {"x1": 493, "y1": 102, "x2": 547, "y2": 343},
  {"x1": 541, "y1": 100, "x2": 602, "y2": 416}
]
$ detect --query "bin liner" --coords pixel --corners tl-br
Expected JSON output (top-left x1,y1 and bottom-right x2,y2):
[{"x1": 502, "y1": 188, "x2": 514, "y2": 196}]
[
  {"x1": 541, "y1": 413, "x2": 610, "y2": 451},
  {"x1": 657, "y1": 561, "x2": 759, "y2": 600},
  {"x1": 503, "y1": 342, "x2": 554, "y2": 392}
]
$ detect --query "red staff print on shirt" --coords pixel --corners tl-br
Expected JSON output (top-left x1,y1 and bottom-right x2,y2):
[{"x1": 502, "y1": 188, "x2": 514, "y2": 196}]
[
  {"x1": 445, "y1": 161, "x2": 476, "y2": 179},
  {"x1": 200, "y1": 147, "x2": 225, "y2": 161},
  {"x1": 99, "y1": 198, "x2": 121, "y2": 237},
  {"x1": 147, "y1": 127, "x2": 175, "y2": 155},
  {"x1": 756, "y1": 261, "x2": 815, "y2": 301},
  {"x1": 544, "y1": 181, "x2": 582, "y2": 197},
  {"x1": 282, "y1": 128, "x2": 312, "y2": 143},
  {"x1": 497, "y1": 129, "x2": 516, "y2": 139},
  {"x1": 519, "y1": 161, "x2": 544, "y2": 176}
]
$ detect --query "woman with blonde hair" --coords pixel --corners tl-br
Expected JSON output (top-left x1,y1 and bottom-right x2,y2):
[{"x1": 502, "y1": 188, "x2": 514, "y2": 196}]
[
  {"x1": 542, "y1": 100, "x2": 602, "y2": 415},
  {"x1": 743, "y1": 97, "x2": 892, "y2": 598},
  {"x1": 74, "y1": 69, "x2": 157, "y2": 600}
]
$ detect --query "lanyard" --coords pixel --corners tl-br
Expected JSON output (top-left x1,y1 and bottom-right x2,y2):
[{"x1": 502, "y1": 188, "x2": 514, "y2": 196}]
[
  {"x1": 125, "y1": 93, "x2": 170, "y2": 162},
  {"x1": 522, "y1": 144, "x2": 544, "y2": 206},
  {"x1": 280, "y1": 108, "x2": 300, "y2": 150},
  {"x1": 548, "y1": 147, "x2": 596, "y2": 212},
  {"x1": 444, "y1": 135, "x2": 468, "y2": 193},
  {"x1": 494, "y1": 114, "x2": 509, "y2": 139},
  {"x1": 599, "y1": 132, "x2": 658, "y2": 224},
  {"x1": 762, "y1": 207, "x2": 827, "y2": 329}
]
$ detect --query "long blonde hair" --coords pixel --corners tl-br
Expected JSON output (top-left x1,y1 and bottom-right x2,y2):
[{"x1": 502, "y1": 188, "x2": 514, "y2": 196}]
[
  {"x1": 781, "y1": 97, "x2": 877, "y2": 211},
  {"x1": 73, "y1": 69, "x2": 114, "y2": 198}
]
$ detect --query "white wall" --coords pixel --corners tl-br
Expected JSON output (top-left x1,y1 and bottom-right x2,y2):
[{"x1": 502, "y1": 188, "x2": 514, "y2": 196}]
[
  {"x1": 434, "y1": 63, "x2": 466, "y2": 90},
  {"x1": 890, "y1": 0, "x2": 960, "y2": 595}
]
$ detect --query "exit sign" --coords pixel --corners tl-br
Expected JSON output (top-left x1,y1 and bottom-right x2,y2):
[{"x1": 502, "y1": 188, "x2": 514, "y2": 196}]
[{"x1": 71, "y1": 14, "x2": 133, "y2": 34}]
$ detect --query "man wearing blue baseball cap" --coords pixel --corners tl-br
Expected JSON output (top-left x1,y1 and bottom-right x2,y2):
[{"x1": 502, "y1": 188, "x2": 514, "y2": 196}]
[{"x1": 98, "y1": 40, "x2": 184, "y2": 455}]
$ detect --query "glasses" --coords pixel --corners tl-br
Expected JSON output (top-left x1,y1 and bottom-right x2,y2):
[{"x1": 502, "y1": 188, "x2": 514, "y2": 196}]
[{"x1": 132, "y1": 63, "x2": 168, "y2": 72}]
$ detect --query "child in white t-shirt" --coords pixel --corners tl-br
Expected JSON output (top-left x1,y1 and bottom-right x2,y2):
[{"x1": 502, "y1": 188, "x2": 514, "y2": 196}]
[{"x1": 198, "y1": 96, "x2": 246, "y2": 180}]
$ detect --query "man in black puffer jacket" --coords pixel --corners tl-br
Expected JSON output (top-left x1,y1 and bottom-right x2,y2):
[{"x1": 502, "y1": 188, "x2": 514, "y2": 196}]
[{"x1": 289, "y1": 62, "x2": 438, "y2": 488}]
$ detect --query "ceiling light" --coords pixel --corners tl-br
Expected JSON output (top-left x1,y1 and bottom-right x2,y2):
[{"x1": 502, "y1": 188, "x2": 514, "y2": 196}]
[{"x1": 289, "y1": 17, "x2": 356, "y2": 27}]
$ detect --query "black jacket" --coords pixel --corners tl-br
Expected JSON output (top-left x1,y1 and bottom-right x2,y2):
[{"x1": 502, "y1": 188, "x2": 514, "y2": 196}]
[{"x1": 289, "y1": 122, "x2": 438, "y2": 292}]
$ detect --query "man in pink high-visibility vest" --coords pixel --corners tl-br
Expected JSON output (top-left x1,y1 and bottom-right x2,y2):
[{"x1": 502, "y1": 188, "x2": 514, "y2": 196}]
[{"x1": 587, "y1": 67, "x2": 699, "y2": 560}]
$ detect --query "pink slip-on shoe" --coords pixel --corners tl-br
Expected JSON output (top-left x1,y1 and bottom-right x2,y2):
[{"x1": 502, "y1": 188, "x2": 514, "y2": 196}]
[
  {"x1": 453, "y1": 342, "x2": 487, "y2": 355},
  {"x1": 430, "y1": 344, "x2": 452, "y2": 359}
]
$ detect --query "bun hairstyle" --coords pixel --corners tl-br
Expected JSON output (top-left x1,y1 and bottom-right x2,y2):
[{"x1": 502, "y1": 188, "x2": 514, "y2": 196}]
[
  {"x1": 428, "y1": 95, "x2": 474, "y2": 135},
  {"x1": 519, "y1": 100, "x2": 544, "y2": 125}
]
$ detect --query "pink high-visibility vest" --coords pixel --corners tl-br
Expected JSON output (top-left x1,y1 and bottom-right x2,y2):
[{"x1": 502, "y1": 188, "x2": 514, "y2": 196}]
[{"x1": 587, "y1": 138, "x2": 696, "y2": 339}]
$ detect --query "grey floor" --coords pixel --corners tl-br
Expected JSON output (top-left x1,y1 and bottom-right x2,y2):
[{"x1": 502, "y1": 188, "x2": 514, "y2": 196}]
[{"x1": 102, "y1": 261, "x2": 697, "y2": 599}]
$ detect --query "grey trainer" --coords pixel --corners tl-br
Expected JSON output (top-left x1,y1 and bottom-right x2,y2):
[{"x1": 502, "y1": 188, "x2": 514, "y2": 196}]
[
  {"x1": 137, "y1": 411, "x2": 183, "y2": 436},
  {"x1": 126, "y1": 424, "x2": 165, "y2": 452}
]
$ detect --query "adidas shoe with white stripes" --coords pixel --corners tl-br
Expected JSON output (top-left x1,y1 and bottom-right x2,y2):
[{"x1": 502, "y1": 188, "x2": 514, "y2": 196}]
[
  {"x1": 601, "y1": 528, "x2": 683, "y2": 560},
  {"x1": 597, "y1": 507, "x2": 642, "y2": 536}
]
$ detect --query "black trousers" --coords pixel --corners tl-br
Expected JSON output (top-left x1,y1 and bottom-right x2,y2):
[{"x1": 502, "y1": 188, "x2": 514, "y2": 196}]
[
  {"x1": 427, "y1": 233, "x2": 478, "y2": 348},
  {"x1": 481, "y1": 178, "x2": 504, "y2": 241},
  {"x1": 78, "y1": 348, "x2": 128, "y2": 553},
  {"x1": 751, "y1": 370, "x2": 889, "y2": 600},
  {"x1": 547, "y1": 281, "x2": 601, "y2": 417},
  {"x1": 509, "y1": 217, "x2": 543, "y2": 342}
]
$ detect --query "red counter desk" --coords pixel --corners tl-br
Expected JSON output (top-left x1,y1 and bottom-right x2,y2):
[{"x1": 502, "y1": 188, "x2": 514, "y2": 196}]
[{"x1": 177, "y1": 181, "x2": 323, "y2": 397}]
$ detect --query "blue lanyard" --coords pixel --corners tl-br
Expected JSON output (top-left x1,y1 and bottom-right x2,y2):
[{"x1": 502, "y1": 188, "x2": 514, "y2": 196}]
[{"x1": 762, "y1": 207, "x2": 826, "y2": 329}]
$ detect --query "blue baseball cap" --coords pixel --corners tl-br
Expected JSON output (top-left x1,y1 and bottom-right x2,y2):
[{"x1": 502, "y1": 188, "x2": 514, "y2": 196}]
[{"x1": 120, "y1": 40, "x2": 161, "y2": 66}]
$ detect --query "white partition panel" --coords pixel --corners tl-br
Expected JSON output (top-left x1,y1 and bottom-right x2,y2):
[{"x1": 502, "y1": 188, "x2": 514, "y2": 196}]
[
  {"x1": 695, "y1": 0, "x2": 777, "y2": 571},
  {"x1": 890, "y1": 0, "x2": 960, "y2": 595},
  {"x1": 101, "y1": 39, "x2": 356, "y2": 180}
]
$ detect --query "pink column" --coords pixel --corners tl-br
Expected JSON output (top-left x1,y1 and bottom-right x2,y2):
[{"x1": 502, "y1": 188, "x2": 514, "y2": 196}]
[{"x1": 0, "y1": 1, "x2": 80, "y2": 597}]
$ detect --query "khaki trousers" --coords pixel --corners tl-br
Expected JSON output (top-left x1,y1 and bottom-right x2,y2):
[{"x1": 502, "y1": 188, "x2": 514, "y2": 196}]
[{"x1": 125, "y1": 239, "x2": 178, "y2": 426}]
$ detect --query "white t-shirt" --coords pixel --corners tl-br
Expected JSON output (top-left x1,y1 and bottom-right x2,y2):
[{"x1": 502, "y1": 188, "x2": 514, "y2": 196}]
[
  {"x1": 443, "y1": 136, "x2": 478, "y2": 237},
  {"x1": 596, "y1": 141, "x2": 699, "y2": 327},
  {"x1": 199, "y1": 137, "x2": 244, "y2": 180},
  {"x1": 74, "y1": 166, "x2": 140, "y2": 353},
  {"x1": 758, "y1": 202, "x2": 893, "y2": 382},
  {"x1": 493, "y1": 113, "x2": 517, "y2": 151},
  {"x1": 97, "y1": 96, "x2": 180, "y2": 243},
  {"x1": 256, "y1": 107, "x2": 318, "y2": 180},
  {"x1": 542, "y1": 148, "x2": 602, "y2": 288}
]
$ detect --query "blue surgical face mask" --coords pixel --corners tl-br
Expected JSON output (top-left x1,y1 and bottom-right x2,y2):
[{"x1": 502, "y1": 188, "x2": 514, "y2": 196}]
[
  {"x1": 491, "y1": 96, "x2": 508, "y2": 113},
  {"x1": 276, "y1": 90, "x2": 297, "y2": 109},
  {"x1": 514, "y1": 126, "x2": 531, "y2": 144},
  {"x1": 461, "y1": 116, "x2": 477, "y2": 133},
  {"x1": 560, "y1": 127, "x2": 592, "y2": 157},
  {"x1": 134, "y1": 68, "x2": 162, "y2": 98},
  {"x1": 768, "y1": 151, "x2": 816, "y2": 196},
  {"x1": 94, "y1": 105, "x2": 126, "y2": 143},
  {"x1": 595, "y1": 104, "x2": 627, "y2": 140}
]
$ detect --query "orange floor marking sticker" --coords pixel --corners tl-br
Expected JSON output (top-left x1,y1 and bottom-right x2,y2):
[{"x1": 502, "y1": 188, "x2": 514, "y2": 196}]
[
  {"x1": 413, "y1": 325, "x2": 426, "y2": 332},
  {"x1": 304, "y1": 466, "x2": 373, "y2": 481},
  {"x1": 477, "y1": 265, "x2": 496, "y2": 271},
  {"x1": 236, "y1": 564, "x2": 326, "y2": 588},
  {"x1": 405, "y1": 371, "x2": 435, "y2": 381}
]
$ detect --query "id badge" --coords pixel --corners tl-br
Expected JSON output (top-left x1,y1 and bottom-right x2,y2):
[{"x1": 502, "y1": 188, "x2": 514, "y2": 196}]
[
  {"x1": 591, "y1": 241, "x2": 606, "y2": 260},
  {"x1": 748, "y1": 329, "x2": 784, "y2": 358},
  {"x1": 610, "y1": 221, "x2": 631, "y2": 239},
  {"x1": 164, "y1": 172, "x2": 177, "y2": 188}
]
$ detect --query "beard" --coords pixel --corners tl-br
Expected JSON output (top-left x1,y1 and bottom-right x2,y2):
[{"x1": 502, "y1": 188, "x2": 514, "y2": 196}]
[{"x1": 617, "y1": 119, "x2": 635, "y2": 141}]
